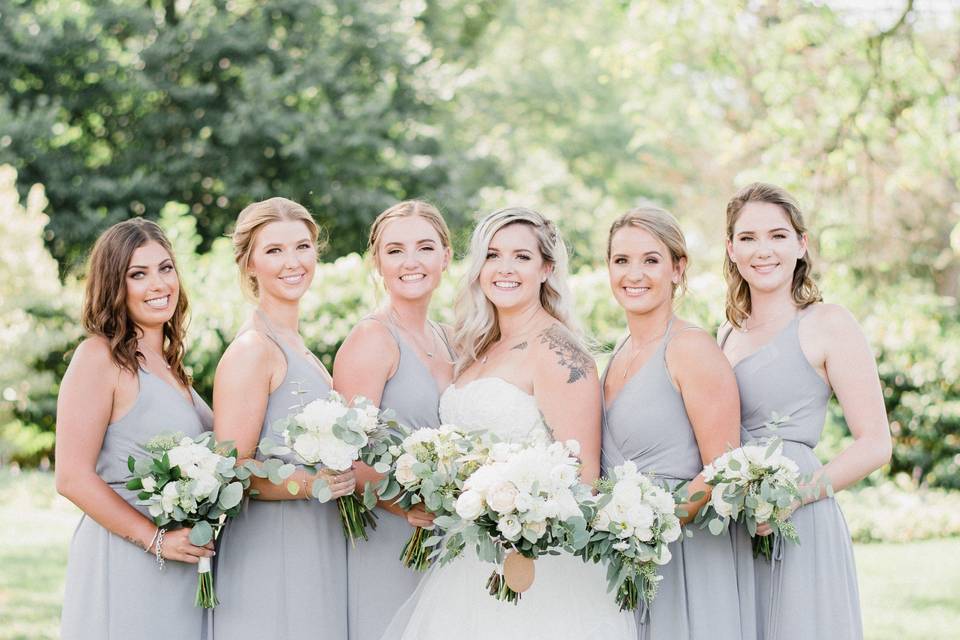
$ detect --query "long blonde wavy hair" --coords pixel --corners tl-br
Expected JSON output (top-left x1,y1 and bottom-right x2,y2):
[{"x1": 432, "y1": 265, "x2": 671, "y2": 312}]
[
  {"x1": 724, "y1": 182, "x2": 822, "y2": 328},
  {"x1": 452, "y1": 207, "x2": 580, "y2": 375}
]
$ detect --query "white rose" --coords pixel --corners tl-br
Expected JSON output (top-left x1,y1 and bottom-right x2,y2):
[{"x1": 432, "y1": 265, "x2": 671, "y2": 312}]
[
  {"x1": 548, "y1": 463, "x2": 577, "y2": 489},
  {"x1": 455, "y1": 490, "x2": 485, "y2": 520},
  {"x1": 593, "y1": 506, "x2": 613, "y2": 531},
  {"x1": 711, "y1": 483, "x2": 734, "y2": 518},
  {"x1": 753, "y1": 499, "x2": 774, "y2": 523},
  {"x1": 625, "y1": 503, "x2": 655, "y2": 531},
  {"x1": 487, "y1": 481, "x2": 520, "y2": 514},
  {"x1": 522, "y1": 519, "x2": 547, "y2": 539},
  {"x1": 141, "y1": 476, "x2": 157, "y2": 492},
  {"x1": 298, "y1": 398, "x2": 348, "y2": 431},
  {"x1": 514, "y1": 491, "x2": 534, "y2": 512},
  {"x1": 497, "y1": 514, "x2": 522, "y2": 540},
  {"x1": 394, "y1": 453, "x2": 418, "y2": 487},
  {"x1": 653, "y1": 543, "x2": 672, "y2": 565},
  {"x1": 161, "y1": 482, "x2": 180, "y2": 514},
  {"x1": 649, "y1": 488, "x2": 677, "y2": 515},
  {"x1": 148, "y1": 502, "x2": 163, "y2": 517},
  {"x1": 315, "y1": 436, "x2": 358, "y2": 471},
  {"x1": 661, "y1": 517, "x2": 682, "y2": 543},
  {"x1": 192, "y1": 474, "x2": 220, "y2": 500},
  {"x1": 293, "y1": 433, "x2": 324, "y2": 464}
]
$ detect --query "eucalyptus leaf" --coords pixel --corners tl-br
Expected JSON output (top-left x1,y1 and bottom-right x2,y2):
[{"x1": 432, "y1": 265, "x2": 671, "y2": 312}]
[{"x1": 189, "y1": 520, "x2": 214, "y2": 545}]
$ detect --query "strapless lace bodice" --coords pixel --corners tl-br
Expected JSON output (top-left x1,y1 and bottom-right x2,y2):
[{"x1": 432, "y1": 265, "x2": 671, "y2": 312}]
[{"x1": 439, "y1": 378, "x2": 551, "y2": 444}]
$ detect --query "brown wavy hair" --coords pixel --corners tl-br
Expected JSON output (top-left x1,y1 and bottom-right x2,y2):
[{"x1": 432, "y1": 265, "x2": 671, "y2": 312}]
[
  {"x1": 81, "y1": 219, "x2": 191, "y2": 386},
  {"x1": 724, "y1": 182, "x2": 822, "y2": 328},
  {"x1": 232, "y1": 197, "x2": 323, "y2": 300}
]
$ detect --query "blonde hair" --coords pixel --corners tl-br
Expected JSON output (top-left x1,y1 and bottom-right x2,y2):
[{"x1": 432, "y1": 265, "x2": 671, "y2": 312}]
[
  {"x1": 607, "y1": 205, "x2": 688, "y2": 296},
  {"x1": 232, "y1": 197, "x2": 323, "y2": 300},
  {"x1": 367, "y1": 200, "x2": 451, "y2": 271},
  {"x1": 724, "y1": 182, "x2": 822, "y2": 327},
  {"x1": 453, "y1": 207, "x2": 580, "y2": 374}
]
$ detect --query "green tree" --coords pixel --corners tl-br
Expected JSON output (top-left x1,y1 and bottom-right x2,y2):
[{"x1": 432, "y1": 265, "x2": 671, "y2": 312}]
[{"x1": 0, "y1": 0, "x2": 478, "y2": 270}]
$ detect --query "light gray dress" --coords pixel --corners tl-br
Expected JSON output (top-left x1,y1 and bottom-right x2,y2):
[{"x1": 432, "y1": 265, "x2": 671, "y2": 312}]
[
  {"x1": 60, "y1": 367, "x2": 213, "y2": 640},
  {"x1": 601, "y1": 321, "x2": 755, "y2": 640},
  {"x1": 213, "y1": 321, "x2": 347, "y2": 639},
  {"x1": 347, "y1": 318, "x2": 453, "y2": 640},
  {"x1": 721, "y1": 312, "x2": 862, "y2": 639}
]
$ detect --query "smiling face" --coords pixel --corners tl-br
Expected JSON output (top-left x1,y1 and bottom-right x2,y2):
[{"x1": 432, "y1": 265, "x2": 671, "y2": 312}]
[
  {"x1": 125, "y1": 240, "x2": 181, "y2": 330},
  {"x1": 727, "y1": 201, "x2": 807, "y2": 296},
  {"x1": 479, "y1": 222, "x2": 552, "y2": 313},
  {"x1": 608, "y1": 225, "x2": 684, "y2": 316},
  {"x1": 376, "y1": 215, "x2": 450, "y2": 303},
  {"x1": 247, "y1": 220, "x2": 317, "y2": 305}
]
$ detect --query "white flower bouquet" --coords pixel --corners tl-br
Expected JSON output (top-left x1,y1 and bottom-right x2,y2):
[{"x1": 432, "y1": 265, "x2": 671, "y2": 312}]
[
  {"x1": 436, "y1": 438, "x2": 591, "y2": 604},
  {"x1": 578, "y1": 461, "x2": 683, "y2": 612},
  {"x1": 126, "y1": 431, "x2": 250, "y2": 608},
  {"x1": 257, "y1": 391, "x2": 399, "y2": 547},
  {"x1": 696, "y1": 438, "x2": 805, "y2": 560},
  {"x1": 377, "y1": 424, "x2": 485, "y2": 570}
]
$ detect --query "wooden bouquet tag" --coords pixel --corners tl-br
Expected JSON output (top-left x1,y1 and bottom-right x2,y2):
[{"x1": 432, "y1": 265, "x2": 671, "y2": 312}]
[{"x1": 503, "y1": 551, "x2": 535, "y2": 593}]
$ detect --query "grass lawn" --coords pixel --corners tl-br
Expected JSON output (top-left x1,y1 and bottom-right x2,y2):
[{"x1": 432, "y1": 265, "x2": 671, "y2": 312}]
[{"x1": 2, "y1": 470, "x2": 959, "y2": 639}]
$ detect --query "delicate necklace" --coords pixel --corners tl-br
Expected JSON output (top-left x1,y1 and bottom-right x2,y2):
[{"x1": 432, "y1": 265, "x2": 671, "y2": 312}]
[
  {"x1": 389, "y1": 309, "x2": 439, "y2": 359},
  {"x1": 739, "y1": 308, "x2": 796, "y2": 333},
  {"x1": 619, "y1": 325, "x2": 669, "y2": 380},
  {"x1": 139, "y1": 343, "x2": 171, "y2": 370}
]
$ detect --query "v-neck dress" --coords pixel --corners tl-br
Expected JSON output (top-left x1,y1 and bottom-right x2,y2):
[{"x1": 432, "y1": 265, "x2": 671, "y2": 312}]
[
  {"x1": 212, "y1": 325, "x2": 347, "y2": 640},
  {"x1": 601, "y1": 322, "x2": 756, "y2": 640},
  {"x1": 60, "y1": 367, "x2": 213, "y2": 640},
  {"x1": 347, "y1": 318, "x2": 453, "y2": 640},
  {"x1": 722, "y1": 313, "x2": 862, "y2": 639}
]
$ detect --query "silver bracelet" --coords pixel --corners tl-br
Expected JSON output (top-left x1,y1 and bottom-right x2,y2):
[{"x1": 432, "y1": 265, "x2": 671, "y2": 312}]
[
  {"x1": 155, "y1": 527, "x2": 165, "y2": 570},
  {"x1": 144, "y1": 527, "x2": 161, "y2": 554}
]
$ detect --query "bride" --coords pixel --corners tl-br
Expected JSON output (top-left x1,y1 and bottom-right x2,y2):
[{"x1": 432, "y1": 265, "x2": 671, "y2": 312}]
[{"x1": 381, "y1": 207, "x2": 637, "y2": 640}]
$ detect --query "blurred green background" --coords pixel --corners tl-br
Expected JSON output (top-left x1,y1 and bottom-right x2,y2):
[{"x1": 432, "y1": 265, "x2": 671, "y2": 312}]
[{"x1": 1, "y1": 0, "x2": 959, "y2": 637}]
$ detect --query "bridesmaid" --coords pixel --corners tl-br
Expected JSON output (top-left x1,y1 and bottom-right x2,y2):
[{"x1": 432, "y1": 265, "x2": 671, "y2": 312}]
[
  {"x1": 212, "y1": 197, "x2": 356, "y2": 639},
  {"x1": 333, "y1": 200, "x2": 455, "y2": 640},
  {"x1": 57, "y1": 219, "x2": 214, "y2": 639},
  {"x1": 600, "y1": 207, "x2": 752, "y2": 640},
  {"x1": 719, "y1": 183, "x2": 891, "y2": 639}
]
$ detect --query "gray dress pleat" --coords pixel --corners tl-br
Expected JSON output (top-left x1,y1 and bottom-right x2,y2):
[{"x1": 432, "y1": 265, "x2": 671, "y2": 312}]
[
  {"x1": 601, "y1": 321, "x2": 755, "y2": 640},
  {"x1": 213, "y1": 319, "x2": 347, "y2": 639},
  {"x1": 60, "y1": 368, "x2": 213, "y2": 640},
  {"x1": 722, "y1": 312, "x2": 863, "y2": 640},
  {"x1": 347, "y1": 318, "x2": 452, "y2": 640}
]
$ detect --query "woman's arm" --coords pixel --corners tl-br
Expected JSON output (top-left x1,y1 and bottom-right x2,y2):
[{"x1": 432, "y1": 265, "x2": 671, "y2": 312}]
[
  {"x1": 667, "y1": 328, "x2": 742, "y2": 524},
  {"x1": 332, "y1": 320, "x2": 432, "y2": 527},
  {"x1": 533, "y1": 324, "x2": 603, "y2": 484},
  {"x1": 213, "y1": 332, "x2": 354, "y2": 501},
  {"x1": 55, "y1": 338, "x2": 213, "y2": 563},
  {"x1": 801, "y1": 304, "x2": 892, "y2": 496}
]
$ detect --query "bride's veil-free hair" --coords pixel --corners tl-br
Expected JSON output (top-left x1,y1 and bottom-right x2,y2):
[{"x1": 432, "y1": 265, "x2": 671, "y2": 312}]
[{"x1": 452, "y1": 206, "x2": 581, "y2": 376}]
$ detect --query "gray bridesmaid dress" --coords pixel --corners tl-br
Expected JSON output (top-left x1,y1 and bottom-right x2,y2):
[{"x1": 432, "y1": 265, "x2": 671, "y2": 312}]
[
  {"x1": 601, "y1": 321, "x2": 755, "y2": 640},
  {"x1": 60, "y1": 367, "x2": 213, "y2": 640},
  {"x1": 347, "y1": 318, "x2": 453, "y2": 640},
  {"x1": 721, "y1": 312, "x2": 862, "y2": 639},
  {"x1": 213, "y1": 318, "x2": 347, "y2": 639}
]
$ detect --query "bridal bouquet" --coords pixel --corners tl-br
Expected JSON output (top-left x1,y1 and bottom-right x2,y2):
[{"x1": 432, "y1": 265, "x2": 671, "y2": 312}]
[
  {"x1": 257, "y1": 391, "x2": 399, "y2": 547},
  {"x1": 696, "y1": 438, "x2": 804, "y2": 560},
  {"x1": 377, "y1": 424, "x2": 485, "y2": 570},
  {"x1": 578, "y1": 461, "x2": 682, "y2": 612},
  {"x1": 126, "y1": 431, "x2": 250, "y2": 608},
  {"x1": 436, "y1": 438, "x2": 590, "y2": 604}
]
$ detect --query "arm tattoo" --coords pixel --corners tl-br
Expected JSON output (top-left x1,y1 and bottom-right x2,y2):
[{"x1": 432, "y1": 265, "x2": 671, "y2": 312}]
[
  {"x1": 511, "y1": 341, "x2": 528, "y2": 351},
  {"x1": 539, "y1": 325, "x2": 591, "y2": 384}
]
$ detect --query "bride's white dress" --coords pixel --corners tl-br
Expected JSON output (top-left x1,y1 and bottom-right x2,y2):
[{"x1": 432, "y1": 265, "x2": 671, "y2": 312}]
[{"x1": 380, "y1": 378, "x2": 638, "y2": 640}]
